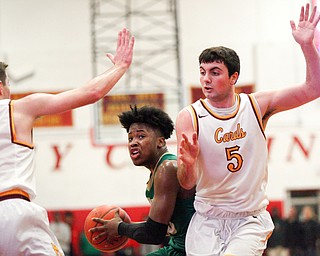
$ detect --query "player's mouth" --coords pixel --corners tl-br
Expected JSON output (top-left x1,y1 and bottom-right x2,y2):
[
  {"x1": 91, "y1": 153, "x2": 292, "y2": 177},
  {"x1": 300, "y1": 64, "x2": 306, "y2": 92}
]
[
  {"x1": 203, "y1": 85, "x2": 213, "y2": 92},
  {"x1": 130, "y1": 149, "x2": 140, "y2": 159}
]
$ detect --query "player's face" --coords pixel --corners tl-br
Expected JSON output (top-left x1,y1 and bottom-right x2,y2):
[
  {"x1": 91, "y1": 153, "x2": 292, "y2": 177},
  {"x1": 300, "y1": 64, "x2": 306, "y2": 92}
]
[
  {"x1": 199, "y1": 61, "x2": 235, "y2": 106},
  {"x1": 127, "y1": 123, "x2": 160, "y2": 168}
]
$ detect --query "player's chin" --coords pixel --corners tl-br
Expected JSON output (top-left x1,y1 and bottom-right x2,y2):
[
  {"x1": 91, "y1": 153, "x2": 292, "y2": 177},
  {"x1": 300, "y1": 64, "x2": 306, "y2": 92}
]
[{"x1": 131, "y1": 157, "x2": 143, "y2": 166}]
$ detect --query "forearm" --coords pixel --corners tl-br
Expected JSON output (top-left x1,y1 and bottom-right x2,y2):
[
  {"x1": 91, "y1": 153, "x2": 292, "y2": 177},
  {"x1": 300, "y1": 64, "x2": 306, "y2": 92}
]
[
  {"x1": 84, "y1": 65, "x2": 128, "y2": 103},
  {"x1": 177, "y1": 162, "x2": 197, "y2": 190},
  {"x1": 118, "y1": 217, "x2": 167, "y2": 245},
  {"x1": 302, "y1": 43, "x2": 320, "y2": 97}
]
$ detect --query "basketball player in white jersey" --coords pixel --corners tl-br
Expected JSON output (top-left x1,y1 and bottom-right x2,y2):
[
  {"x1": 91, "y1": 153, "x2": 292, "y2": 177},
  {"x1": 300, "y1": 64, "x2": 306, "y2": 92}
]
[
  {"x1": 0, "y1": 28, "x2": 134, "y2": 255},
  {"x1": 176, "y1": 4, "x2": 320, "y2": 256}
]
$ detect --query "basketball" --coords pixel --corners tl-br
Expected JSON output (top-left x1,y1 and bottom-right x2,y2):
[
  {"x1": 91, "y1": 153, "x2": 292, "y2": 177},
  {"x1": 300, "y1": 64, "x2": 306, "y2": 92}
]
[{"x1": 84, "y1": 205, "x2": 131, "y2": 252}]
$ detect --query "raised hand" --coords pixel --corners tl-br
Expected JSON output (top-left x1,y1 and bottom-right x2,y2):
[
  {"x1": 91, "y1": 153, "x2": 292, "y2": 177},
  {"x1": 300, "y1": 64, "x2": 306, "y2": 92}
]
[
  {"x1": 106, "y1": 28, "x2": 135, "y2": 69},
  {"x1": 290, "y1": 3, "x2": 320, "y2": 46},
  {"x1": 179, "y1": 132, "x2": 199, "y2": 170}
]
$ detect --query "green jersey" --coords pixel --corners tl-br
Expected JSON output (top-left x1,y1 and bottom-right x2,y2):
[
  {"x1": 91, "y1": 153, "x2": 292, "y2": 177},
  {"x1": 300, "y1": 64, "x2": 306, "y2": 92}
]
[{"x1": 145, "y1": 153, "x2": 195, "y2": 256}]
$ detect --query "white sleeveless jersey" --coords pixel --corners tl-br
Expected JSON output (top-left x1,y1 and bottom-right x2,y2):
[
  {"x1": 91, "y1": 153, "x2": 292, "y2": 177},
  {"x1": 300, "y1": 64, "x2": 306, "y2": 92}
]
[
  {"x1": 188, "y1": 93, "x2": 269, "y2": 213},
  {"x1": 0, "y1": 99, "x2": 36, "y2": 200}
]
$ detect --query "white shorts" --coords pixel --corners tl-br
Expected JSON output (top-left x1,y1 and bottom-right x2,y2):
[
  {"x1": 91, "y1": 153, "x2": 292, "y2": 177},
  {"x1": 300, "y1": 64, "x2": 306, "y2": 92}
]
[
  {"x1": 186, "y1": 207, "x2": 274, "y2": 256},
  {"x1": 0, "y1": 199, "x2": 64, "y2": 256}
]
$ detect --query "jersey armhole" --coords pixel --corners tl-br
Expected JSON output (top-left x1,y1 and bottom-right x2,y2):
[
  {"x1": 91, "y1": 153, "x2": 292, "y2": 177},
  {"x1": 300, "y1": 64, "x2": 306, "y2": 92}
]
[
  {"x1": 248, "y1": 94, "x2": 266, "y2": 139},
  {"x1": 186, "y1": 105, "x2": 199, "y2": 136}
]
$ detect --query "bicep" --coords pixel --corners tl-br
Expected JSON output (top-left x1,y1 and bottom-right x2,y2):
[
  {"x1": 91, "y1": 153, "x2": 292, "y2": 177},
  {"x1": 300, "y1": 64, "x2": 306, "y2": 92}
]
[
  {"x1": 254, "y1": 84, "x2": 311, "y2": 119},
  {"x1": 148, "y1": 163, "x2": 180, "y2": 224},
  {"x1": 176, "y1": 108, "x2": 195, "y2": 146},
  {"x1": 15, "y1": 90, "x2": 83, "y2": 118}
]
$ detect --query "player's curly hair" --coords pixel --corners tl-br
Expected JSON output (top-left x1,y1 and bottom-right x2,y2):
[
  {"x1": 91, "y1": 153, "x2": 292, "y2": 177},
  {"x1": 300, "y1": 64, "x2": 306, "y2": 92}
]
[{"x1": 118, "y1": 105, "x2": 174, "y2": 139}]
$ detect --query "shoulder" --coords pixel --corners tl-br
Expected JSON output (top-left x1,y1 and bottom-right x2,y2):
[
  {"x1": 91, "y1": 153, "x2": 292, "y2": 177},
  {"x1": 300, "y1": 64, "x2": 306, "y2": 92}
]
[
  {"x1": 157, "y1": 159, "x2": 178, "y2": 175},
  {"x1": 176, "y1": 107, "x2": 194, "y2": 132},
  {"x1": 154, "y1": 159, "x2": 179, "y2": 189}
]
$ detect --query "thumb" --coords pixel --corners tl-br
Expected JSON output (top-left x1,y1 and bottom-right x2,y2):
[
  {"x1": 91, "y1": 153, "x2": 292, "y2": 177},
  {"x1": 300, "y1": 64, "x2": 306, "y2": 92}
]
[
  {"x1": 290, "y1": 20, "x2": 296, "y2": 31},
  {"x1": 114, "y1": 208, "x2": 121, "y2": 219},
  {"x1": 106, "y1": 53, "x2": 115, "y2": 64}
]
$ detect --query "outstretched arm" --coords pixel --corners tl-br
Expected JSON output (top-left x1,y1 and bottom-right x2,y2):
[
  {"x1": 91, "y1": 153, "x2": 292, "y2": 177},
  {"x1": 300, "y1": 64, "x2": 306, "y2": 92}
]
[
  {"x1": 255, "y1": 4, "x2": 320, "y2": 120},
  {"x1": 176, "y1": 109, "x2": 198, "y2": 190}
]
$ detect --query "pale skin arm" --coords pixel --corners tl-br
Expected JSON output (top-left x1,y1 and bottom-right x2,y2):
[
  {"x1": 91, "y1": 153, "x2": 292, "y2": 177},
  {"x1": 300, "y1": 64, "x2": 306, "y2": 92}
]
[
  {"x1": 176, "y1": 108, "x2": 199, "y2": 190},
  {"x1": 13, "y1": 28, "x2": 134, "y2": 143},
  {"x1": 90, "y1": 160, "x2": 180, "y2": 241},
  {"x1": 255, "y1": 4, "x2": 320, "y2": 127}
]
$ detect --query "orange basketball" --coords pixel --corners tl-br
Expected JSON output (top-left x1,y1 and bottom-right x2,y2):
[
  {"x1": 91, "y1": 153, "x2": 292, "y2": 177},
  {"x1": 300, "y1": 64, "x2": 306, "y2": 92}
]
[{"x1": 84, "y1": 205, "x2": 131, "y2": 252}]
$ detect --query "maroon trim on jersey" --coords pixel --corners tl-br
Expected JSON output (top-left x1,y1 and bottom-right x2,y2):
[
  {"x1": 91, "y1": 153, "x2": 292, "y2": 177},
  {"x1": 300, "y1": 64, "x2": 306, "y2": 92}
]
[
  {"x1": 9, "y1": 100, "x2": 34, "y2": 149},
  {"x1": 199, "y1": 95, "x2": 241, "y2": 120},
  {"x1": 247, "y1": 94, "x2": 266, "y2": 140},
  {"x1": 189, "y1": 105, "x2": 199, "y2": 136}
]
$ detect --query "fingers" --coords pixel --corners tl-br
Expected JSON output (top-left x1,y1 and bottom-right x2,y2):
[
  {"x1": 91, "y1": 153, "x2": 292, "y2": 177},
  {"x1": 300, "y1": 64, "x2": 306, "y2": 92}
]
[
  {"x1": 114, "y1": 208, "x2": 121, "y2": 218},
  {"x1": 118, "y1": 28, "x2": 134, "y2": 48},
  {"x1": 304, "y1": 3, "x2": 310, "y2": 22},
  {"x1": 310, "y1": 5, "x2": 316, "y2": 23},
  {"x1": 290, "y1": 20, "x2": 296, "y2": 31},
  {"x1": 92, "y1": 217, "x2": 105, "y2": 224},
  {"x1": 311, "y1": 6, "x2": 320, "y2": 27},
  {"x1": 181, "y1": 133, "x2": 189, "y2": 142},
  {"x1": 94, "y1": 232, "x2": 106, "y2": 240},
  {"x1": 300, "y1": 3, "x2": 319, "y2": 25},
  {"x1": 300, "y1": 5, "x2": 305, "y2": 22},
  {"x1": 192, "y1": 132, "x2": 198, "y2": 144},
  {"x1": 129, "y1": 34, "x2": 135, "y2": 51}
]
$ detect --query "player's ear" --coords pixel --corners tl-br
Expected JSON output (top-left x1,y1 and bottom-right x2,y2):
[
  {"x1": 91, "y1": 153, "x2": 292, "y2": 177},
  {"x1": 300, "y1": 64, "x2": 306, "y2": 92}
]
[
  {"x1": 0, "y1": 81, "x2": 3, "y2": 95},
  {"x1": 157, "y1": 137, "x2": 166, "y2": 148},
  {"x1": 230, "y1": 72, "x2": 238, "y2": 85}
]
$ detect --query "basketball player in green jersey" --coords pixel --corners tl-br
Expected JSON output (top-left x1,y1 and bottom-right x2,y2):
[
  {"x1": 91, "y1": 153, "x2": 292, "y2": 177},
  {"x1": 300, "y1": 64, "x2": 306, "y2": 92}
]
[{"x1": 90, "y1": 105, "x2": 195, "y2": 255}]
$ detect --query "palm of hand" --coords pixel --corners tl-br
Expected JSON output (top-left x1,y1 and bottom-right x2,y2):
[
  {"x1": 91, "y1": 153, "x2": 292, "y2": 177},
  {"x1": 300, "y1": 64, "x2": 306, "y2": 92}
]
[
  {"x1": 293, "y1": 21, "x2": 316, "y2": 45},
  {"x1": 291, "y1": 4, "x2": 320, "y2": 45},
  {"x1": 179, "y1": 134, "x2": 199, "y2": 167}
]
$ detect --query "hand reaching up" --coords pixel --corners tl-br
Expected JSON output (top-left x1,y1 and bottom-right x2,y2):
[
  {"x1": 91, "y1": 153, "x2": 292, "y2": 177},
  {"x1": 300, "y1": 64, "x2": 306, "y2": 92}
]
[
  {"x1": 106, "y1": 28, "x2": 135, "y2": 69},
  {"x1": 290, "y1": 3, "x2": 320, "y2": 46}
]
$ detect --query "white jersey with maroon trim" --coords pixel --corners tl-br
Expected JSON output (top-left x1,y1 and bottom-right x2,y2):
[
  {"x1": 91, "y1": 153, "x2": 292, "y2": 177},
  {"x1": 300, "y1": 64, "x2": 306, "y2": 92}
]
[
  {"x1": 188, "y1": 93, "x2": 269, "y2": 213},
  {"x1": 0, "y1": 99, "x2": 36, "y2": 200}
]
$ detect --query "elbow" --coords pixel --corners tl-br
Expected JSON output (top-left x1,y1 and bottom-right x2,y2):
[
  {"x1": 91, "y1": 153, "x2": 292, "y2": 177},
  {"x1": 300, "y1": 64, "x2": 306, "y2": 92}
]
[{"x1": 87, "y1": 90, "x2": 105, "y2": 104}]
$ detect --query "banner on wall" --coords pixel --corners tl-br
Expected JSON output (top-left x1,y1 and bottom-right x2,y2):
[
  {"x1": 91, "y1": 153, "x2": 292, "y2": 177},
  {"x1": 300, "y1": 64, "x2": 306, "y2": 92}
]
[
  {"x1": 100, "y1": 93, "x2": 164, "y2": 125},
  {"x1": 11, "y1": 93, "x2": 73, "y2": 127}
]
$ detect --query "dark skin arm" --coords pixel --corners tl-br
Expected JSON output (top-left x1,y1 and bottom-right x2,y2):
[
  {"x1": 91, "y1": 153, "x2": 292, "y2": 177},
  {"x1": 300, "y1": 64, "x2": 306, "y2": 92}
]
[
  {"x1": 149, "y1": 160, "x2": 180, "y2": 224},
  {"x1": 90, "y1": 159, "x2": 180, "y2": 241}
]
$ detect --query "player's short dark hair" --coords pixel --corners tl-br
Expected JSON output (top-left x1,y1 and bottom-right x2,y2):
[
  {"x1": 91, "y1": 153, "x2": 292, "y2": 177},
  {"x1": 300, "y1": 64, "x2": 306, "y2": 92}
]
[
  {"x1": 118, "y1": 105, "x2": 174, "y2": 139},
  {"x1": 0, "y1": 62, "x2": 8, "y2": 84},
  {"x1": 199, "y1": 46, "x2": 240, "y2": 77}
]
